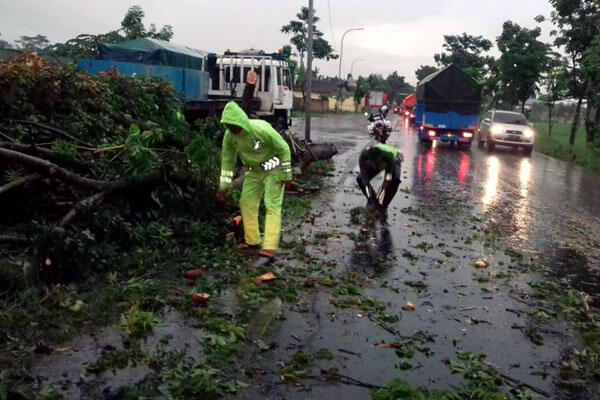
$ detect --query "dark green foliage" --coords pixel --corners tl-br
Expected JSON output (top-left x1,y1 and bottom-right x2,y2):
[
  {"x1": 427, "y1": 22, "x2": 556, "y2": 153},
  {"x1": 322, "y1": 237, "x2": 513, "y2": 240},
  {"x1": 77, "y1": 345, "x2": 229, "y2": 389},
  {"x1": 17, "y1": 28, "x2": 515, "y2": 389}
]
[
  {"x1": 281, "y1": 7, "x2": 337, "y2": 63},
  {"x1": 0, "y1": 261, "x2": 26, "y2": 298},
  {"x1": 164, "y1": 363, "x2": 236, "y2": 399},
  {"x1": 495, "y1": 21, "x2": 549, "y2": 111},
  {"x1": 415, "y1": 65, "x2": 438, "y2": 82},
  {"x1": 31, "y1": 224, "x2": 98, "y2": 282},
  {"x1": 434, "y1": 33, "x2": 494, "y2": 81},
  {"x1": 86, "y1": 346, "x2": 147, "y2": 374}
]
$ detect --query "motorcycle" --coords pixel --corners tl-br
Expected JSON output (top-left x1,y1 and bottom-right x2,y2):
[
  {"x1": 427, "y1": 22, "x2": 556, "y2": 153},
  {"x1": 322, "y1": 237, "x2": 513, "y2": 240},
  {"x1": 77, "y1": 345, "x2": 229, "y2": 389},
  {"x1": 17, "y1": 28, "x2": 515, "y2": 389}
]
[{"x1": 365, "y1": 106, "x2": 392, "y2": 143}]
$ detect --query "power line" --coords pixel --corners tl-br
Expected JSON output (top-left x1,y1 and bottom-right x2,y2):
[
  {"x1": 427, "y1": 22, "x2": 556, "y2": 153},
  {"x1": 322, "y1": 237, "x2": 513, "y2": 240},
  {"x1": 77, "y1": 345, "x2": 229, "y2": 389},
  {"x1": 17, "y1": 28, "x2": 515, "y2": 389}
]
[{"x1": 326, "y1": 0, "x2": 336, "y2": 51}]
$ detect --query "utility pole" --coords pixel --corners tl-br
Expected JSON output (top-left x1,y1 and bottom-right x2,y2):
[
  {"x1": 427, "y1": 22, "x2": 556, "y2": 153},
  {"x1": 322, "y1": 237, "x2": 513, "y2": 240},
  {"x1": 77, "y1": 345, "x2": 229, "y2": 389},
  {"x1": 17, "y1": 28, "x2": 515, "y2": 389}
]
[{"x1": 304, "y1": 0, "x2": 314, "y2": 142}]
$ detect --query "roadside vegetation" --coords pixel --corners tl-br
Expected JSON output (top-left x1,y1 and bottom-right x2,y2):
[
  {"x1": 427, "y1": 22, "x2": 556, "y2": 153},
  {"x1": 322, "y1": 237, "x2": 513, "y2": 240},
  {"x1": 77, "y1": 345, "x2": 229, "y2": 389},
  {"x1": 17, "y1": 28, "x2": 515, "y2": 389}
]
[
  {"x1": 0, "y1": 52, "x2": 320, "y2": 399},
  {"x1": 533, "y1": 122, "x2": 600, "y2": 171}
]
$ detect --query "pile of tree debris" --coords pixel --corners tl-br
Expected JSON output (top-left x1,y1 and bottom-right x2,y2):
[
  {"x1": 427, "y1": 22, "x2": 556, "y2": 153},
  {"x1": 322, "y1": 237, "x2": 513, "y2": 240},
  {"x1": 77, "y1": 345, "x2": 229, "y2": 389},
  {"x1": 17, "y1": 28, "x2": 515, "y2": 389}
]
[{"x1": 0, "y1": 53, "x2": 224, "y2": 285}]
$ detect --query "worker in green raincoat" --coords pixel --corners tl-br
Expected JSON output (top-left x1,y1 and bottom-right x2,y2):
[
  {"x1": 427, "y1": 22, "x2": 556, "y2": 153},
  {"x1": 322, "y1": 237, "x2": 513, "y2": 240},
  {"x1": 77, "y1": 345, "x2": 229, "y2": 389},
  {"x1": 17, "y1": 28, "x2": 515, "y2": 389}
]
[
  {"x1": 357, "y1": 142, "x2": 403, "y2": 222},
  {"x1": 215, "y1": 100, "x2": 292, "y2": 262}
]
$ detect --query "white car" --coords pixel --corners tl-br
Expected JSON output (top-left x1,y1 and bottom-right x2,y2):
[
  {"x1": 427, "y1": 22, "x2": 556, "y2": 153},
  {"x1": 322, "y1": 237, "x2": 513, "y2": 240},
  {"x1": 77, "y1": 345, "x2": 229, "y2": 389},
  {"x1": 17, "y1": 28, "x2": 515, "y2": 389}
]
[{"x1": 478, "y1": 110, "x2": 534, "y2": 155}]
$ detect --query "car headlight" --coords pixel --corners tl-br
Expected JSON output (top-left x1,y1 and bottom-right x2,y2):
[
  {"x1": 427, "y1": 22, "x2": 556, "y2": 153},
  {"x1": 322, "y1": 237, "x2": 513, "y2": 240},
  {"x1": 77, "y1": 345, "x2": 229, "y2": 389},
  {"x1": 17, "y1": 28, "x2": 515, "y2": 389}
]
[
  {"x1": 491, "y1": 125, "x2": 503, "y2": 135},
  {"x1": 523, "y1": 128, "x2": 534, "y2": 139}
]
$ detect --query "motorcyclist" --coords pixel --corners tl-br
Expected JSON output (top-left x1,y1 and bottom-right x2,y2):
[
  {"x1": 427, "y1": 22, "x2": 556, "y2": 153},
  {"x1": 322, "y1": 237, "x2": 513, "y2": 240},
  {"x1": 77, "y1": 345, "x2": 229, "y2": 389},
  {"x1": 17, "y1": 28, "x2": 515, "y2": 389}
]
[
  {"x1": 356, "y1": 142, "x2": 403, "y2": 222},
  {"x1": 366, "y1": 106, "x2": 392, "y2": 143},
  {"x1": 381, "y1": 104, "x2": 389, "y2": 118}
]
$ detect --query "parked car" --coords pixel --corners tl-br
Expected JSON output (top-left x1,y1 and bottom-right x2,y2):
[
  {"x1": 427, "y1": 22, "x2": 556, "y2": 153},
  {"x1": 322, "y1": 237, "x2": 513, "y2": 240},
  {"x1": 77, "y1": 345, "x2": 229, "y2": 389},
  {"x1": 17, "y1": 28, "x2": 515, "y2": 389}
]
[{"x1": 478, "y1": 110, "x2": 534, "y2": 155}]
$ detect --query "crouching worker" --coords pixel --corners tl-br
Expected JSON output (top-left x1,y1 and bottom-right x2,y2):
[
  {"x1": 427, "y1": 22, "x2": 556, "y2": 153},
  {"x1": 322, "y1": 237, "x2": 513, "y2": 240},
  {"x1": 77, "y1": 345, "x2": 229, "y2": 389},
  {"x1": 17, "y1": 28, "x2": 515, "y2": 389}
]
[
  {"x1": 215, "y1": 101, "x2": 292, "y2": 264},
  {"x1": 356, "y1": 143, "x2": 403, "y2": 222}
]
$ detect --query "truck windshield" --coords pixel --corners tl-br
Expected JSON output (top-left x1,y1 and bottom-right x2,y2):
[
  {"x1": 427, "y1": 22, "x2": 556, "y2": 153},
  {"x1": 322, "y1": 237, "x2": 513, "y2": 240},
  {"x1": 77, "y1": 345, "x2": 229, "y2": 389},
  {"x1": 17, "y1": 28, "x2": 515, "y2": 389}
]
[{"x1": 494, "y1": 112, "x2": 528, "y2": 125}]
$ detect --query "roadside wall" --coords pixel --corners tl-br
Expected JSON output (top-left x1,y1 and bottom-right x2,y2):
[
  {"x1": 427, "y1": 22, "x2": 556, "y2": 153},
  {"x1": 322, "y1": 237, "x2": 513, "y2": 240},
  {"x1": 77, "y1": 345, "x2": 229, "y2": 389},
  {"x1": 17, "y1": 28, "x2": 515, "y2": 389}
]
[
  {"x1": 293, "y1": 91, "x2": 329, "y2": 112},
  {"x1": 293, "y1": 90, "x2": 365, "y2": 113}
]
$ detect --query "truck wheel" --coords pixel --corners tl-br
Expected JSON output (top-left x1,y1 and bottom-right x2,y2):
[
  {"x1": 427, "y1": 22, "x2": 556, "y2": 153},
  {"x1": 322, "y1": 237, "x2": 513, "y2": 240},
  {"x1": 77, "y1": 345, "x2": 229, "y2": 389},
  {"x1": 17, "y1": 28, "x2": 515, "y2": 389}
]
[
  {"x1": 523, "y1": 145, "x2": 533, "y2": 156},
  {"x1": 459, "y1": 142, "x2": 471, "y2": 150},
  {"x1": 420, "y1": 139, "x2": 432, "y2": 148},
  {"x1": 477, "y1": 134, "x2": 484, "y2": 147},
  {"x1": 486, "y1": 139, "x2": 495, "y2": 152}
]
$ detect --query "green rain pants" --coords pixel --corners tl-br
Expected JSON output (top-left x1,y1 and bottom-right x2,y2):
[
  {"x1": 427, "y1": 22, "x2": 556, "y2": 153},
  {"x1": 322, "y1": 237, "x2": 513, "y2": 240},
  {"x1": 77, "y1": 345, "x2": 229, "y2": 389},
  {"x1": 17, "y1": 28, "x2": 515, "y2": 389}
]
[{"x1": 240, "y1": 168, "x2": 284, "y2": 251}]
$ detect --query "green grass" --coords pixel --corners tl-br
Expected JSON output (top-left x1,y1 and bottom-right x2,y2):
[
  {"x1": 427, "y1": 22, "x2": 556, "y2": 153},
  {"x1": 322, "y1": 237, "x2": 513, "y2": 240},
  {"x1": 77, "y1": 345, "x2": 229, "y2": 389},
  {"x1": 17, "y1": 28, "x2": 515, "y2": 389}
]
[{"x1": 533, "y1": 121, "x2": 600, "y2": 171}]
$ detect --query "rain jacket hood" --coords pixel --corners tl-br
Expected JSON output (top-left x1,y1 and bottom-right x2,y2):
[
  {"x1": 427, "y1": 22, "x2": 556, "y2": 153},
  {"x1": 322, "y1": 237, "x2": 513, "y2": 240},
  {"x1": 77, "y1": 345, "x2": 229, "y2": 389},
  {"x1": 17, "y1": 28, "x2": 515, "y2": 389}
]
[
  {"x1": 220, "y1": 101, "x2": 251, "y2": 133},
  {"x1": 218, "y1": 102, "x2": 292, "y2": 190}
]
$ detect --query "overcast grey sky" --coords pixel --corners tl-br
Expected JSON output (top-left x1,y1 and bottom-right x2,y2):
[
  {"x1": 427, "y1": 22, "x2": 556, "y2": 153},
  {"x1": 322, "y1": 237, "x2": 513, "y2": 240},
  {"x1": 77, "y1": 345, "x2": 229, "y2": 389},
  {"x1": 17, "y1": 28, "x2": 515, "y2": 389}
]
[{"x1": 0, "y1": 0, "x2": 555, "y2": 85}]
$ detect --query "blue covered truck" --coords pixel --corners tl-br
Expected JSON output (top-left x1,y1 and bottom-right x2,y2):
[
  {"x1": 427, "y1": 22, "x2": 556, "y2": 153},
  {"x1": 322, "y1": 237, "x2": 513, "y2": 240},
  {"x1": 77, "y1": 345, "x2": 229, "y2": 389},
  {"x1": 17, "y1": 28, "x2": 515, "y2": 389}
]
[
  {"x1": 415, "y1": 64, "x2": 481, "y2": 149},
  {"x1": 76, "y1": 38, "x2": 293, "y2": 129}
]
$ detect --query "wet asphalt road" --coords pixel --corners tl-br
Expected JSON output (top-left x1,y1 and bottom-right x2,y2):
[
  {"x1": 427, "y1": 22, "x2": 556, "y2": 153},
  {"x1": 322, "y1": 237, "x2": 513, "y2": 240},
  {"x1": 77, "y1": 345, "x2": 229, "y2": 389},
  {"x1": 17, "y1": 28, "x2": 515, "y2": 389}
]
[
  {"x1": 31, "y1": 113, "x2": 600, "y2": 399},
  {"x1": 239, "y1": 113, "x2": 600, "y2": 399}
]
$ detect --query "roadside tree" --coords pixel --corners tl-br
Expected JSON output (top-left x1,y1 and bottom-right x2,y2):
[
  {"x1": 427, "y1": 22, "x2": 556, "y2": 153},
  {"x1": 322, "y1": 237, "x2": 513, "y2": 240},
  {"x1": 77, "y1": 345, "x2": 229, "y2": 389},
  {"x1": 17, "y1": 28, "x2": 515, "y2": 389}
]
[
  {"x1": 583, "y1": 35, "x2": 600, "y2": 146},
  {"x1": 0, "y1": 33, "x2": 13, "y2": 49},
  {"x1": 281, "y1": 6, "x2": 338, "y2": 71},
  {"x1": 415, "y1": 65, "x2": 438, "y2": 82},
  {"x1": 495, "y1": 21, "x2": 549, "y2": 113},
  {"x1": 14, "y1": 34, "x2": 50, "y2": 52},
  {"x1": 121, "y1": 5, "x2": 173, "y2": 41},
  {"x1": 539, "y1": 55, "x2": 569, "y2": 137},
  {"x1": 434, "y1": 33, "x2": 494, "y2": 81},
  {"x1": 47, "y1": 6, "x2": 173, "y2": 60},
  {"x1": 385, "y1": 71, "x2": 414, "y2": 104},
  {"x1": 550, "y1": 0, "x2": 600, "y2": 146}
]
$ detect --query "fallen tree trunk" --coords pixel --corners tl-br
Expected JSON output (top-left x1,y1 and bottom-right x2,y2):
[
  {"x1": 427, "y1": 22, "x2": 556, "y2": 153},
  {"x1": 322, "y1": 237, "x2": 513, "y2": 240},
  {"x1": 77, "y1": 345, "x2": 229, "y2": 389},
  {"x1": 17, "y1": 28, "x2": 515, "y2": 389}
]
[
  {"x1": 0, "y1": 173, "x2": 41, "y2": 196},
  {"x1": 60, "y1": 191, "x2": 107, "y2": 226},
  {"x1": 0, "y1": 235, "x2": 29, "y2": 244},
  {"x1": 3, "y1": 119, "x2": 94, "y2": 147},
  {"x1": 0, "y1": 147, "x2": 160, "y2": 191},
  {"x1": 0, "y1": 141, "x2": 87, "y2": 169},
  {"x1": 299, "y1": 142, "x2": 338, "y2": 167},
  {"x1": 281, "y1": 131, "x2": 337, "y2": 169}
]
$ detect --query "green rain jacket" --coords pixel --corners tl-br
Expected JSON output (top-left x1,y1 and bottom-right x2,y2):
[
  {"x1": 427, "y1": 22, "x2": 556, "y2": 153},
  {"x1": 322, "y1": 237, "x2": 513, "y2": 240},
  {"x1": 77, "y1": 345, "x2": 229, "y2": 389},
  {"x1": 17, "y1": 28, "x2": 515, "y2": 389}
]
[
  {"x1": 360, "y1": 142, "x2": 403, "y2": 171},
  {"x1": 219, "y1": 102, "x2": 292, "y2": 189}
]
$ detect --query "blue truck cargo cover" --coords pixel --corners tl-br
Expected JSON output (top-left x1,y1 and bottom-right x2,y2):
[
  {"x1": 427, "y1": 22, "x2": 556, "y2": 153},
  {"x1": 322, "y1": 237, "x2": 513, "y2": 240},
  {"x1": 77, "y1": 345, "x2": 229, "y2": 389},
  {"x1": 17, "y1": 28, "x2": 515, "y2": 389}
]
[
  {"x1": 416, "y1": 64, "x2": 481, "y2": 115},
  {"x1": 98, "y1": 38, "x2": 208, "y2": 70},
  {"x1": 76, "y1": 59, "x2": 209, "y2": 101}
]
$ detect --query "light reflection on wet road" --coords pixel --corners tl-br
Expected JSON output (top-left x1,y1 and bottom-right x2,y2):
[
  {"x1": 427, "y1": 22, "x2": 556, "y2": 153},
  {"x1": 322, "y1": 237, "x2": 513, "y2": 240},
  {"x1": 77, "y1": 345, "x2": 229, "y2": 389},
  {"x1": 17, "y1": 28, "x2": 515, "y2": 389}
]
[
  {"x1": 398, "y1": 118, "x2": 600, "y2": 287},
  {"x1": 240, "y1": 114, "x2": 600, "y2": 399}
]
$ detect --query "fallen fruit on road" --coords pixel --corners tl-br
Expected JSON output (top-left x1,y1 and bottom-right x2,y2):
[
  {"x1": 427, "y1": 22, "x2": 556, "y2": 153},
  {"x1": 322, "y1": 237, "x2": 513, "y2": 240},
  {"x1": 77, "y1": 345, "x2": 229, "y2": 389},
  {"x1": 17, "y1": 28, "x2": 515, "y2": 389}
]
[
  {"x1": 376, "y1": 342, "x2": 397, "y2": 348},
  {"x1": 232, "y1": 215, "x2": 242, "y2": 226},
  {"x1": 473, "y1": 260, "x2": 489, "y2": 269},
  {"x1": 191, "y1": 293, "x2": 211, "y2": 304},
  {"x1": 405, "y1": 301, "x2": 416, "y2": 311},
  {"x1": 259, "y1": 272, "x2": 276, "y2": 282},
  {"x1": 44, "y1": 258, "x2": 52, "y2": 267},
  {"x1": 185, "y1": 269, "x2": 204, "y2": 280}
]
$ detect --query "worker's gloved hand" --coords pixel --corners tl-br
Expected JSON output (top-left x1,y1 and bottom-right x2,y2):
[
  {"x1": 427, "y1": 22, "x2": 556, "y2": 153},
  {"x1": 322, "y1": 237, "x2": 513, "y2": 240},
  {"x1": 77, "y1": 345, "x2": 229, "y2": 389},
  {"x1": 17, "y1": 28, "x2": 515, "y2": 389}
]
[
  {"x1": 261, "y1": 157, "x2": 280, "y2": 171},
  {"x1": 215, "y1": 189, "x2": 227, "y2": 205},
  {"x1": 246, "y1": 70, "x2": 257, "y2": 85},
  {"x1": 282, "y1": 180, "x2": 293, "y2": 191}
]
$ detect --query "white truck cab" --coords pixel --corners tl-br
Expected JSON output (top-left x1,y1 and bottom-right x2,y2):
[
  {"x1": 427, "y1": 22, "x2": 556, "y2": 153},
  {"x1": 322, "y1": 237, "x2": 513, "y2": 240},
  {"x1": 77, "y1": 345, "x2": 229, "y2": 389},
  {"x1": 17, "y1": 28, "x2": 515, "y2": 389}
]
[{"x1": 207, "y1": 50, "x2": 293, "y2": 130}]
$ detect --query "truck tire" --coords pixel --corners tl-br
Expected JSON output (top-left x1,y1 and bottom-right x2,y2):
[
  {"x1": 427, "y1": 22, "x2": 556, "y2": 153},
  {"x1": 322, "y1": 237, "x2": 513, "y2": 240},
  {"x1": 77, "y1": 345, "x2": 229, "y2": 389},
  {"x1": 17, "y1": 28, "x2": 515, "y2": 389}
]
[
  {"x1": 477, "y1": 133, "x2": 484, "y2": 147},
  {"x1": 486, "y1": 137, "x2": 495, "y2": 152},
  {"x1": 420, "y1": 139, "x2": 432, "y2": 148},
  {"x1": 523, "y1": 145, "x2": 533, "y2": 156},
  {"x1": 459, "y1": 142, "x2": 471, "y2": 150}
]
